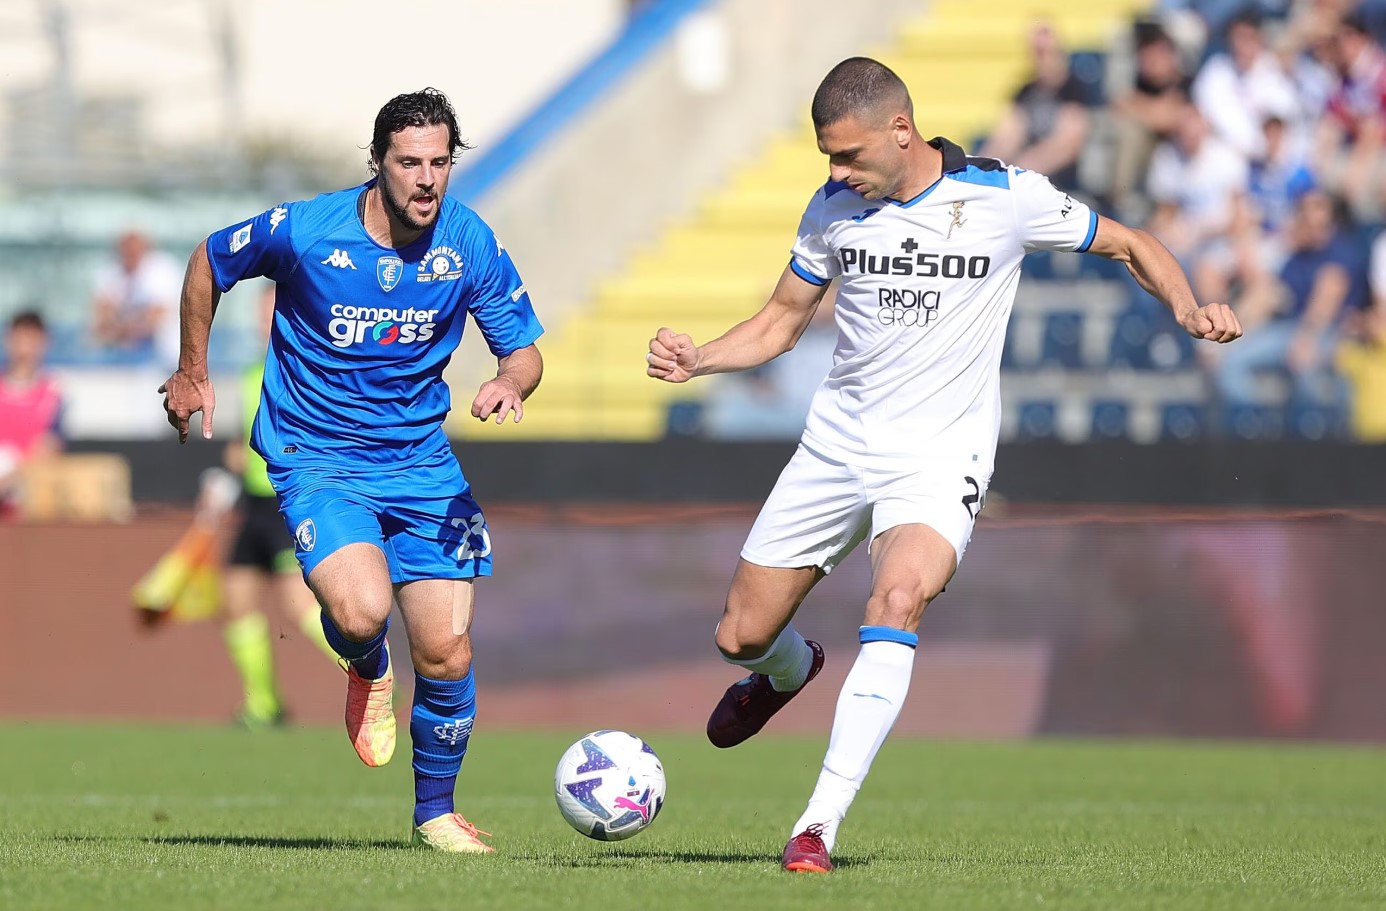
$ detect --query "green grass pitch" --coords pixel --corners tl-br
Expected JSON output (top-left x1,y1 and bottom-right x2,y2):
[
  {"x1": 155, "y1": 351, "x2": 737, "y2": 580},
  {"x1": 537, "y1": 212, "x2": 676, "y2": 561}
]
[{"x1": 2, "y1": 723, "x2": 1383, "y2": 910}]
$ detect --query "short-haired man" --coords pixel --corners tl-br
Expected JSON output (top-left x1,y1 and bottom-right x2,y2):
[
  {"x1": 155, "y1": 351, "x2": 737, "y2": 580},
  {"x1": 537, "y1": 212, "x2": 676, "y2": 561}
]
[{"x1": 648, "y1": 57, "x2": 1242, "y2": 873}]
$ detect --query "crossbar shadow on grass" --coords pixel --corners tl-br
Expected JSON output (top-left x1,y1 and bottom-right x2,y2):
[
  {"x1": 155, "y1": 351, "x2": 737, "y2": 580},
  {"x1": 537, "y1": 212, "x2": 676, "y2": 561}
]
[{"x1": 141, "y1": 835, "x2": 411, "y2": 851}]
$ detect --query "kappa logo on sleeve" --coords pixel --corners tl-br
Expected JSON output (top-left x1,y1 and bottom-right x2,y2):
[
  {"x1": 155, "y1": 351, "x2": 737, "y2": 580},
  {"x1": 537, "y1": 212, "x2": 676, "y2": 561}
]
[{"x1": 269, "y1": 207, "x2": 288, "y2": 234}]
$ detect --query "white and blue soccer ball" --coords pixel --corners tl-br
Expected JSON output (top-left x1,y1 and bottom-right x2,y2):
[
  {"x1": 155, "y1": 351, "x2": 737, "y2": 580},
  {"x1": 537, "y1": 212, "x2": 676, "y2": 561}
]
[{"x1": 554, "y1": 730, "x2": 665, "y2": 841}]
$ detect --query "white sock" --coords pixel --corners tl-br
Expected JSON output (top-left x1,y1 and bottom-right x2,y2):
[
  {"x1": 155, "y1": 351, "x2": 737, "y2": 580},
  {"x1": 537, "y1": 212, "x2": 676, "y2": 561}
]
[
  {"x1": 790, "y1": 639, "x2": 915, "y2": 851},
  {"x1": 721, "y1": 623, "x2": 813, "y2": 693}
]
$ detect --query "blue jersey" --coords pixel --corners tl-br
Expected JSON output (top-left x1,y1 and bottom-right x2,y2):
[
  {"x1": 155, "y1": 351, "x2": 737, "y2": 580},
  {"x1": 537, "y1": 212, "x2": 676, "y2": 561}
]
[{"x1": 206, "y1": 181, "x2": 542, "y2": 469}]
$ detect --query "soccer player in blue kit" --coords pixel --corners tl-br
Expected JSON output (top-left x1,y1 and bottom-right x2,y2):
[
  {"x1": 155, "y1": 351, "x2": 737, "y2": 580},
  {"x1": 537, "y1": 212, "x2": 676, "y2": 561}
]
[{"x1": 160, "y1": 88, "x2": 542, "y2": 854}]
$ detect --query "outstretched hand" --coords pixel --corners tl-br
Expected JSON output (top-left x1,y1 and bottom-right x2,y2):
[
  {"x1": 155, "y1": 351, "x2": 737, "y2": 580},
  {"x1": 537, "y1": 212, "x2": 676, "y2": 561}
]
[
  {"x1": 159, "y1": 370, "x2": 216, "y2": 444},
  {"x1": 471, "y1": 375, "x2": 524, "y2": 425},
  {"x1": 1178, "y1": 303, "x2": 1243, "y2": 344},
  {"x1": 646, "y1": 327, "x2": 700, "y2": 383}
]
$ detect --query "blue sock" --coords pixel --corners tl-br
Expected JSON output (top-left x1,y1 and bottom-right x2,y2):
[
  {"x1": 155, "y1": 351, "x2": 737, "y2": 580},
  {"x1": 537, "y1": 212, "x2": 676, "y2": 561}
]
[
  {"x1": 319, "y1": 611, "x2": 390, "y2": 680},
  {"x1": 411, "y1": 670, "x2": 476, "y2": 826}
]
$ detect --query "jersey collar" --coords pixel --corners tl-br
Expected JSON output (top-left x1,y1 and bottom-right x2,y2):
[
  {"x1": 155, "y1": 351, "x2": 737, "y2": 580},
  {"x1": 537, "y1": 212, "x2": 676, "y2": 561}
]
[
  {"x1": 929, "y1": 136, "x2": 968, "y2": 174},
  {"x1": 884, "y1": 136, "x2": 965, "y2": 207}
]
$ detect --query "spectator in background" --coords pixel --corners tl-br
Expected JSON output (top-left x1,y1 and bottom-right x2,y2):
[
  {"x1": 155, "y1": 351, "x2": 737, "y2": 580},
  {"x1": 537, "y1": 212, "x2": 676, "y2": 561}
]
[
  {"x1": 1317, "y1": 13, "x2": 1386, "y2": 222},
  {"x1": 0, "y1": 311, "x2": 62, "y2": 518},
  {"x1": 1215, "y1": 189, "x2": 1367, "y2": 412},
  {"x1": 1238, "y1": 114, "x2": 1320, "y2": 287},
  {"x1": 1108, "y1": 22, "x2": 1193, "y2": 218},
  {"x1": 1145, "y1": 102, "x2": 1249, "y2": 305},
  {"x1": 1156, "y1": 0, "x2": 1292, "y2": 46},
  {"x1": 90, "y1": 229, "x2": 182, "y2": 369},
  {"x1": 1191, "y1": 10, "x2": 1302, "y2": 160},
  {"x1": 1277, "y1": 0, "x2": 1353, "y2": 122},
  {"x1": 979, "y1": 21, "x2": 1093, "y2": 191},
  {"x1": 1247, "y1": 116, "x2": 1319, "y2": 238},
  {"x1": 1336, "y1": 226, "x2": 1386, "y2": 439}
]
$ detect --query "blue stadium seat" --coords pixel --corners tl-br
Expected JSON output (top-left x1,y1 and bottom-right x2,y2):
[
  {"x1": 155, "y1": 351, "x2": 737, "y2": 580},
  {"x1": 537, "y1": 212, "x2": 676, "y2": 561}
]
[
  {"x1": 1089, "y1": 400, "x2": 1129, "y2": 440},
  {"x1": 1023, "y1": 250, "x2": 1056, "y2": 280},
  {"x1": 1015, "y1": 401, "x2": 1058, "y2": 440},
  {"x1": 1107, "y1": 306, "x2": 1153, "y2": 369},
  {"x1": 1038, "y1": 311, "x2": 1084, "y2": 369},
  {"x1": 1286, "y1": 402, "x2": 1348, "y2": 441},
  {"x1": 1076, "y1": 254, "x2": 1127, "y2": 281},
  {"x1": 1225, "y1": 404, "x2": 1284, "y2": 440},
  {"x1": 1145, "y1": 323, "x2": 1196, "y2": 371},
  {"x1": 1069, "y1": 51, "x2": 1108, "y2": 106},
  {"x1": 1000, "y1": 316, "x2": 1022, "y2": 369},
  {"x1": 1159, "y1": 403, "x2": 1205, "y2": 441},
  {"x1": 664, "y1": 400, "x2": 704, "y2": 438}
]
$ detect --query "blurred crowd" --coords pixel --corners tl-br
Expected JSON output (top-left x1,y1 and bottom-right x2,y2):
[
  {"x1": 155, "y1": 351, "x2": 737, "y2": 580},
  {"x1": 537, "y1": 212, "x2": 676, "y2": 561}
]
[
  {"x1": 697, "y1": 0, "x2": 1386, "y2": 442},
  {"x1": 5, "y1": 3, "x2": 1386, "y2": 507},
  {"x1": 0, "y1": 226, "x2": 184, "y2": 519},
  {"x1": 1105, "y1": 0, "x2": 1386, "y2": 440},
  {"x1": 1003, "y1": 0, "x2": 1386, "y2": 441}
]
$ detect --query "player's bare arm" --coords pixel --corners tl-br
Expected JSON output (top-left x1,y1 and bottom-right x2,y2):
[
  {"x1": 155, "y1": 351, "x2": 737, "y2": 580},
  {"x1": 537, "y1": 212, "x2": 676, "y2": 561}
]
[
  {"x1": 647, "y1": 263, "x2": 828, "y2": 383},
  {"x1": 471, "y1": 343, "x2": 542, "y2": 424},
  {"x1": 1085, "y1": 215, "x2": 1243, "y2": 344},
  {"x1": 159, "y1": 239, "x2": 221, "y2": 443}
]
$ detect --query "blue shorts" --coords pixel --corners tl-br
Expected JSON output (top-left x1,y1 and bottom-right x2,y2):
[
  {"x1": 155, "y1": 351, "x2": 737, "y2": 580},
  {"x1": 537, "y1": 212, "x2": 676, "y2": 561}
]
[{"x1": 268, "y1": 450, "x2": 492, "y2": 584}]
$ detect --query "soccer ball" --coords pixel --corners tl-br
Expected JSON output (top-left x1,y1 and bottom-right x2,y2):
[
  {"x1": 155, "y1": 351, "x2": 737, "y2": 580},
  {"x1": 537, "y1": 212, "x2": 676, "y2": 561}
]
[{"x1": 554, "y1": 730, "x2": 665, "y2": 841}]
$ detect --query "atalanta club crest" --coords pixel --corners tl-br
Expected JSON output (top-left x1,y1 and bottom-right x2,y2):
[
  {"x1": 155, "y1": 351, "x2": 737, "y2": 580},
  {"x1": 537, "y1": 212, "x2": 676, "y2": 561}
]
[{"x1": 377, "y1": 256, "x2": 404, "y2": 293}]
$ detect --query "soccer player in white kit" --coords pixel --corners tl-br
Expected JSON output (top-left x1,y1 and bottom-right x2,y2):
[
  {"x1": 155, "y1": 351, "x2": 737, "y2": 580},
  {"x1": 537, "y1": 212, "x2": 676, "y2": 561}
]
[{"x1": 646, "y1": 57, "x2": 1243, "y2": 873}]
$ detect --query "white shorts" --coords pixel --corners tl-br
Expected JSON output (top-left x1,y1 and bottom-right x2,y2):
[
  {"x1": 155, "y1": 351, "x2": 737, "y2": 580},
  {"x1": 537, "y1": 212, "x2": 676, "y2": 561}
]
[{"x1": 741, "y1": 442, "x2": 991, "y2": 573}]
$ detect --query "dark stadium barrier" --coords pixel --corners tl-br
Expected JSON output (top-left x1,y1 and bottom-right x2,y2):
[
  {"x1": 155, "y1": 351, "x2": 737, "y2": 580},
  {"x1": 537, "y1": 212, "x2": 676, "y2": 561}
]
[
  {"x1": 4, "y1": 505, "x2": 1383, "y2": 742},
  {"x1": 72, "y1": 439, "x2": 1386, "y2": 506}
]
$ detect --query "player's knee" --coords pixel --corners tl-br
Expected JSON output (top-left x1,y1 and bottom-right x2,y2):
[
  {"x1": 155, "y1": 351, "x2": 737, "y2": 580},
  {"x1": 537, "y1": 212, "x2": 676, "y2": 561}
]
[
  {"x1": 326, "y1": 593, "x2": 391, "y2": 642},
  {"x1": 867, "y1": 584, "x2": 935, "y2": 629},
  {"x1": 714, "y1": 617, "x2": 773, "y2": 661},
  {"x1": 412, "y1": 636, "x2": 473, "y2": 680}
]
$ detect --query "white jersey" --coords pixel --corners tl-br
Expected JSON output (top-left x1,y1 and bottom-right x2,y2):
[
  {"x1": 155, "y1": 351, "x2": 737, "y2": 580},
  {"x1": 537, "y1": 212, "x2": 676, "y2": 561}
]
[{"x1": 789, "y1": 137, "x2": 1097, "y2": 469}]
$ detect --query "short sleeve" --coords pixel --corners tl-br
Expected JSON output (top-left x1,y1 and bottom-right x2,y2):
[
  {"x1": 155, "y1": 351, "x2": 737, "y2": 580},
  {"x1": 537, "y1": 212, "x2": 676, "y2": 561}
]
[
  {"x1": 205, "y1": 203, "x2": 298, "y2": 293},
  {"x1": 463, "y1": 221, "x2": 543, "y2": 358},
  {"x1": 1012, "y1": 167, "x2": 1098, "y2": 253},
  {"x1": 789, "y1": 187, "x2": 840, "y2": 286}
]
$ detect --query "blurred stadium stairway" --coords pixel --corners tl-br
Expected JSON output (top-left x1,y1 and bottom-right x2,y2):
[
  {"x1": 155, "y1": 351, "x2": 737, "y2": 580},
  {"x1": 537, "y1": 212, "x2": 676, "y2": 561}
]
[{"x1": 455, "y1": 0, "x2": 1153, "y2": 442}]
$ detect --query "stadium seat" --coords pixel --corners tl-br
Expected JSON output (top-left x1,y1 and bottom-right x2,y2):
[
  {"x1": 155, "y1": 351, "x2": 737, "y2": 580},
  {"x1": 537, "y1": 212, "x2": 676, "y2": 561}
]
[
  {"x1": 1159, "y1": 403, "x2": 1206, "y2": 441},
  {"x1": 1023, "y1": 250, "x2": 1056, "y2": 280},
  {"x1": 1286, "y1": 401, "x2": 1348, "y2": 441},
  {"x1": 1145, "y1": 324, "x2": 1196, "y2": 372},
  {"x1": 1076, "y1": 253, "x2": 1127, "y2": 281},
  {"x1": 1038, "y1": 311, "x2": 1085, "y2": 369},
  {"x1": 1000, "y1": 317, "x2": 1022, "y2": 369},
  {"x1": 1068, "y1": 51, "x2": 1108, "y2": 106},
  {"x1": 664, "y1": 400, "x2": 704, "y2": 438},
  {"x1": 1107, "y1": 306, "x2": 1152, "y2": 369},
  {"x1": 1089, "y1": 400, "x2": 1129, "y2": 440},
  {"x1": 1015, "y1": 401, "x2": 1058, "y2": 440},
  {"x1": 1225, "y1": 404, "x2": 1284, "y2": 441}
]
